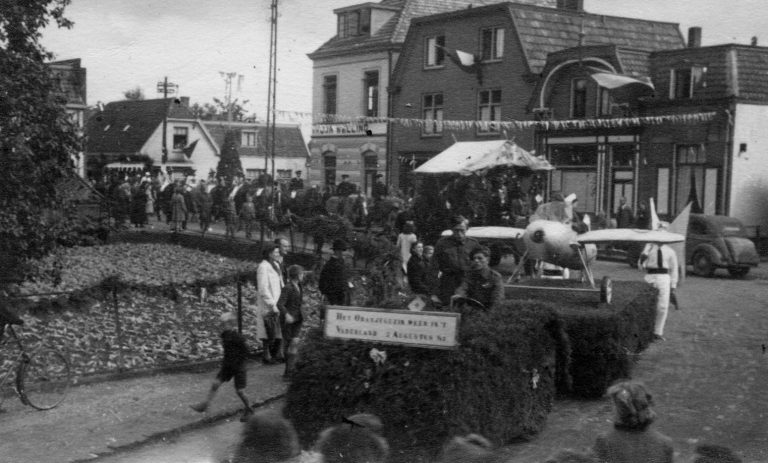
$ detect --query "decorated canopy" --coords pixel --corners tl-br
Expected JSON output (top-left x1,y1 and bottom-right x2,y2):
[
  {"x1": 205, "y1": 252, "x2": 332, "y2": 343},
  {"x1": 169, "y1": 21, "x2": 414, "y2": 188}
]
[{"x1": 413, "y1": 140, "x2": 554, "y2": 176}]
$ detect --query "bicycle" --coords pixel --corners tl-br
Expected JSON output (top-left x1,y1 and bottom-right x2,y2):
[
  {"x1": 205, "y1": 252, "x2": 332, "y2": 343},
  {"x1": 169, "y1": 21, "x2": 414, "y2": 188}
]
[{"x1": 0, "y1": 317, "x2": 72, "y2": 411}]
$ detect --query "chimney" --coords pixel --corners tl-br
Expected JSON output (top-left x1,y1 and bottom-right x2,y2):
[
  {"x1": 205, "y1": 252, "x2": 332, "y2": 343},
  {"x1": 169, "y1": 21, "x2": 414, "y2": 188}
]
[
  {"x1": 751, "y1": 36, "x2": 758, "y2": 47},
  {"x1": 556, "y1": 0, "x2": 584, "y2": 11},
  {"x1": 688, "y1": 27, "x2": 702, "y2": 48}
]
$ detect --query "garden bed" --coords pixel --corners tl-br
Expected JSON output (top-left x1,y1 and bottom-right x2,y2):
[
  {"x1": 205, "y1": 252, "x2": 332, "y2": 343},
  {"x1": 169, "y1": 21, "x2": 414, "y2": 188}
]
[{"x1": 1, "y1": 243, "x2": 323, "y2": 380}]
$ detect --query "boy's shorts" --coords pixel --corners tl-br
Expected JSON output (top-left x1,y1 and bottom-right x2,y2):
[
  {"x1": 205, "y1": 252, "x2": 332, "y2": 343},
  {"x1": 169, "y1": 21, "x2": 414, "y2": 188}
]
[{"x1": 216, "y1": 365, "x2": 247, "y2": 390}]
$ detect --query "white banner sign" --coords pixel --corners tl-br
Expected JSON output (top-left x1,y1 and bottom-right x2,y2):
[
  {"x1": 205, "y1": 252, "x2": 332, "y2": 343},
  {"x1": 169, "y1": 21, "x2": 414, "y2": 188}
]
[{"x1": 324, "y1": 306, "x2": 460, "y2": 350}]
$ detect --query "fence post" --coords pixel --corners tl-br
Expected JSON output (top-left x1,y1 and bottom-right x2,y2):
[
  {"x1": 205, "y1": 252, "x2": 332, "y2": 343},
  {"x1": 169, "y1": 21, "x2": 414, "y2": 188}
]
[
  {"x1": 237, "y1": 275, "x2": 243, "y2": 335},
  {"x1": 112, "y1": 285, "x2": 125, "y2": 372}
]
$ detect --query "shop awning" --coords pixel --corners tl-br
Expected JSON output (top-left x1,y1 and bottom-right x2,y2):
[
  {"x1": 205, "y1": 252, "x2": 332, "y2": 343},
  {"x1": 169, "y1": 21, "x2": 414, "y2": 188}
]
[{"x1": 413, "y1": 140, "x2": 554, "y2": 176}]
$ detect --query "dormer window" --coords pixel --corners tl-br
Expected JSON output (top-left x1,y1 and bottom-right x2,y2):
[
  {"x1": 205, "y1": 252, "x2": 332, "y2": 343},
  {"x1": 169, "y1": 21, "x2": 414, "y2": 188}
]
[
  {"x1": 670, "y1": 66, "x2": 707, "y2": 99},
  {"x1": 337, "y1": 8, "x2": 370, "y2": 38}
]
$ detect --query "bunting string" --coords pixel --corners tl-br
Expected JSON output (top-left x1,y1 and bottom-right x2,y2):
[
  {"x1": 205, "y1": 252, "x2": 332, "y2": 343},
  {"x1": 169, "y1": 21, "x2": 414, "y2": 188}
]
[{"x1": 274, "y1": 109, "x2": 719, "y2": 131}]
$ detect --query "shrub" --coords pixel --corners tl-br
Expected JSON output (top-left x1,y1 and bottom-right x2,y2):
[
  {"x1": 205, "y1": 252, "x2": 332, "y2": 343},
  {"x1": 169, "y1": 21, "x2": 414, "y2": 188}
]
[
  {"x1": 505, "y1": 280, "x2": 656, "y2": 398},
  {"x1": 284, "y1": 302, "x2": 570, "y2": 462}
]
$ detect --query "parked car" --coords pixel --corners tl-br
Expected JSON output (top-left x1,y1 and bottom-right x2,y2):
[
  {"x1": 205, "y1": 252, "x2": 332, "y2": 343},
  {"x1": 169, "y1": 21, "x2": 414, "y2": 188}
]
[{"x1": 686, "y1": 214, "x2": 759, "y2": 277}]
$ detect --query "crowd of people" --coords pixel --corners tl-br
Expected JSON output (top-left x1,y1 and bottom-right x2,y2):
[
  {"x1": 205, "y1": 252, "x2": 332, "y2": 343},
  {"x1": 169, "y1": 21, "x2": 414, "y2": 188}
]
[{"x1": 201, "y1": 379, "x2": 741, "y2": 463}]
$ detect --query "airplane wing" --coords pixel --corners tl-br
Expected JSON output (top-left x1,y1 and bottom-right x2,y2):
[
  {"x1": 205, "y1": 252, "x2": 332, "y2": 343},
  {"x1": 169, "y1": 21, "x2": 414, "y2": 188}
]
[
  {"x1": 576, "y1": 228, "x2": 685, "y2": 244},
  {"x1": 441, "y1": 226, "x2": 526, "y2": 239}
]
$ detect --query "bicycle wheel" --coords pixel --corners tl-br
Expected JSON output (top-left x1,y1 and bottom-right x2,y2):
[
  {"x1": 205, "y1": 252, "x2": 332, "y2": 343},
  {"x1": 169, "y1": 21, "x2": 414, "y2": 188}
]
[{"x1": 17, "y1": 349, "x2": 72, "y2": 410}]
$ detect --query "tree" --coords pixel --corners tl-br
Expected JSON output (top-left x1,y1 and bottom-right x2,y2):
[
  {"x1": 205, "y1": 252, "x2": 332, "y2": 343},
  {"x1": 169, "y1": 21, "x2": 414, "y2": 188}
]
[
  {"x1": 190, "y1": 98, "x2": 252, "y2": 121},
  {"x1": 215, "y1": 130, "x2": 244, "y2": 182},
  {"x1": 123, "y1": 86, "x2": 145, "y2": 100},
  {"x1": 0, "y1": 0, "x2": 90, "y2": 276}
]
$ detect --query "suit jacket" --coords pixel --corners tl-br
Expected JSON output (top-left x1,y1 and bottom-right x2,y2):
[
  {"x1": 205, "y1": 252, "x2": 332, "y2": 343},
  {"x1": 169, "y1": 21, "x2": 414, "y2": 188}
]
[{"x1": 278, "y1": 281, "x2": 303, "y2": 325}]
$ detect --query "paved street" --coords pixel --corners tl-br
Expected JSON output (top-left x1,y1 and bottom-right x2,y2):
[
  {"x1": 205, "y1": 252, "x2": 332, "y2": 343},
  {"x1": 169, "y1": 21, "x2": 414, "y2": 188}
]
[{"x1": 3, "y1": 252, "x2": 763, "y2": 463}]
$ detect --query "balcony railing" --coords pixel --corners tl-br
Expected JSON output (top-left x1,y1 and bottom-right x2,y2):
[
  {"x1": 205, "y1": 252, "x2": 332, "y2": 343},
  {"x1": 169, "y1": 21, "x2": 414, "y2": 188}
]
[{"x1": 312, "y1": 121, "x2": 387, "y2": 137}]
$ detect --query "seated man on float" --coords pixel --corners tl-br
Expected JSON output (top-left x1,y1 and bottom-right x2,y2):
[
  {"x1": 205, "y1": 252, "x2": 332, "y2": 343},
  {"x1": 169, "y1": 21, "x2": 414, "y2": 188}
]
[{"x1": 452, "y1": 247, "x2": 504, "y2": 311}]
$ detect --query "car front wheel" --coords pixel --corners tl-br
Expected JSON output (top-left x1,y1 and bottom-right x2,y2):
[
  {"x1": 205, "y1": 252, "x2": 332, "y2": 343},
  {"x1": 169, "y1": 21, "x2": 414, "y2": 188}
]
[{"x1": 692, "y1": 251, "x2": 715, "y2": 277}]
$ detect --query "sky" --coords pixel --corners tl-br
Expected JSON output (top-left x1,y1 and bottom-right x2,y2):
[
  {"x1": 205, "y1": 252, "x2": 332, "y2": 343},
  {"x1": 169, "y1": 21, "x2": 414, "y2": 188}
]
[{"x1": 40, "y1": 0, "x2": 768, "y2": 121}]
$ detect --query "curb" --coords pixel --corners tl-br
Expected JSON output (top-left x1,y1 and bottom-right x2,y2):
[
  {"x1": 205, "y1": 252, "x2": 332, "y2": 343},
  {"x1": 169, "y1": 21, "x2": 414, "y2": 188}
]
[{"x1": 69, "y1": 392, "x2": 287, "y2": 462}]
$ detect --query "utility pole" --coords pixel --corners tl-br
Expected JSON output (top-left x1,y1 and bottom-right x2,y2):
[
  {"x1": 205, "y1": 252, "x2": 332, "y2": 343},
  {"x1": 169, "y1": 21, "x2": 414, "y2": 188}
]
[
  {"x1": 219, "y1": 71, "x2": 243, "y2": 124},
  {"x1": 156, "y1": 77, "x2": 178, "y2": 165},
  {"x1": 265, "y1": 0, "x2": 278, "y2": 191}
]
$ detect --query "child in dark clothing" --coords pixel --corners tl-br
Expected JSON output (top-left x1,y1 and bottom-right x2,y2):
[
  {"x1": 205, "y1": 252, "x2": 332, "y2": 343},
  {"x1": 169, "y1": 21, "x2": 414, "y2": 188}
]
[{"x1": 190, "y1": 312, "x2": 253, "y2": 421}]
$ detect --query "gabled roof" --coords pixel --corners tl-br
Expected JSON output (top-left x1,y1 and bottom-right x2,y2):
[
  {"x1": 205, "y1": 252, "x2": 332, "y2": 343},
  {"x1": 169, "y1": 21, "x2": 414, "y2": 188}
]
[
  {"x1": 508, "y1": 4, "x2": 683, "y2": 74},
  {"x1": 86, "y1": 98, "x2": 194, "y2": 154},
  {"x1": 309, "y1": 0, "x2": 551, "y2": 59},
  {"x1": 203, "y1": 121, "x2": 309, "y2": 159}
]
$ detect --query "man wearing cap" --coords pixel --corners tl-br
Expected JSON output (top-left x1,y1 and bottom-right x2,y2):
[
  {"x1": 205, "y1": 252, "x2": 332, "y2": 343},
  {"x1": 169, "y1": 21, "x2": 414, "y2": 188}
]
[
  {"x1": 290, "y1": 171, "x2": 304, "y2": 191},
  {"x1": 336, "y1": 174, "x2": 356, "y2": 197},
  {"x1": 639, "y1": 234, "x2": 679, "y2": 342},
  {"x1": 434, "y1": 215, "x2": 480, "y2": 306},
  {"x1": 372, "y1": 173, "x2": 388, "y2": 202},
  {"x1": 319, "y1": 239, "x2": 351, "y2": 306}
]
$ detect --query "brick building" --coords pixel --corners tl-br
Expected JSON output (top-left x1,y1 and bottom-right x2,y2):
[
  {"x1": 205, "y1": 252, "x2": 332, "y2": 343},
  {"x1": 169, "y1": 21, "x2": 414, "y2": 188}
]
[
  {"x1": 388, "y1": 1, "x2": 683, "y2": 196},
  {"x1": 307, "y1": 0, "x2": 555, "y2": 194}
]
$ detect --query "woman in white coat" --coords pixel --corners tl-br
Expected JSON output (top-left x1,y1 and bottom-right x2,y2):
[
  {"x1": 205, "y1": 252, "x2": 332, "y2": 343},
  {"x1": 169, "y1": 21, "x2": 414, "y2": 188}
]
[{"x1": 256, "y1": 244, "x2": 284, "y2": 364}]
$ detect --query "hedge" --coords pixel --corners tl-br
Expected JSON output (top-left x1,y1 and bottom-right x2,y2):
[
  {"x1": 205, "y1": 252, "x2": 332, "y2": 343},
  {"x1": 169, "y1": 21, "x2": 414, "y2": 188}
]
[
  {"x1": 505, "y1": 280, "x2": 656, "y2": 398},
  {"x1": 284, "y1": 302, "x2": 571, "y2": 462}
]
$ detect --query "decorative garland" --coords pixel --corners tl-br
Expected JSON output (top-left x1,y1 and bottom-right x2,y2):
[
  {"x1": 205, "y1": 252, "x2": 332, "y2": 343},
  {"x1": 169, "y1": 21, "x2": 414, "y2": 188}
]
[{"x1": 275, "y1": 109, "x2": 719, "y2": 131}]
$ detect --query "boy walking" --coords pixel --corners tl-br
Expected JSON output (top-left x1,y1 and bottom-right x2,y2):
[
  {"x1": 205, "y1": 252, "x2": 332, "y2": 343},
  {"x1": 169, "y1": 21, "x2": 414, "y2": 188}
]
[{"x1": 190, "y1": 312, "x2": 253, "y2": 421}]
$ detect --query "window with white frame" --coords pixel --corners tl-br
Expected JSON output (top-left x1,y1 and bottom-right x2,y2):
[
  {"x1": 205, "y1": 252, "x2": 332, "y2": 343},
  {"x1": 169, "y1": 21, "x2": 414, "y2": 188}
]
[
  {"x1": 364, "y1": 70, "x2": 379, "y2": 117},
  {"x1": 480, "y1": 27, "x2": 504, "y2": 61},
  {"x1": 173, "y1": 127, "x2": 188, "y2": 150},
  {"x1": 670, "y1": 66, "x2": 707, "y2": 99},
  {"x1": 422, "y1": 93, "x2": 444, "y2": 135},
  {"x1": 425, "y1": 35, "x2": 445, "y2": 68},
  {"x1": 478, "y1": 89, "x2": 501, "y2": 133},
  {"x1": 242, "y1": 131, "x2": 257, "y2": 147}
]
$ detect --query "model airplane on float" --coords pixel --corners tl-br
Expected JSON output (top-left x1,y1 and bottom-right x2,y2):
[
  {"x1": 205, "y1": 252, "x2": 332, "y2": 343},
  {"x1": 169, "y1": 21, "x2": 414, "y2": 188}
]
[{"x1": 442, "y1": 199, "x2": 688, "y2": 304}]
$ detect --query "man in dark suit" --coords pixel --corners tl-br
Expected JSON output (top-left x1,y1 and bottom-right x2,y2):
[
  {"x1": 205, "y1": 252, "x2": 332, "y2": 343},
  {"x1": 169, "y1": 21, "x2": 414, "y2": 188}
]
[
  {"x1": 289, "y1": 171, "x2": 304, "y2": 191},
  {"x1": 371, "y1": 173, "x2": 388, "y2": 202},
  {"x1": 319, "y1": 239, "x2": 350, "y2": 306},
  {"x1": 336, "y1": 174, "x2": 356, "y2": 197}
]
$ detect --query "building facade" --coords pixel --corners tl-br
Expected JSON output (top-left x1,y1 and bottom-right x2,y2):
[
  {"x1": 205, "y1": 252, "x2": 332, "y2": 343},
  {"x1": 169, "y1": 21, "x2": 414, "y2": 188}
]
[
  {"x1": 389, "y1": 1, "x2": 683, "y2": 196},
  {"x1": 48, "y1": 59, "x2": 88, "y2": 177},
  {"x1": 307, "y1": 0, "x2": 556, "y2": 195},
  {"x1": 85, "y1": 98, "x2": 308, "y2": 183}
]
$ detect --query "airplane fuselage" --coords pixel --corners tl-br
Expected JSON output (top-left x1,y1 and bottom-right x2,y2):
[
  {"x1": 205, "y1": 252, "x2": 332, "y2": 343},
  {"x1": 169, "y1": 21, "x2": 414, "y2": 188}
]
[{"x1": 523, "y1": 220, "x2": 597, "y2": 270}]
